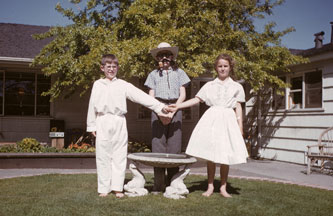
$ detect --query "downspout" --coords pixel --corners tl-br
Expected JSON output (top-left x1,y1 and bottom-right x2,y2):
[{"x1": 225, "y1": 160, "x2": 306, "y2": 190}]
[{"x1": 330, "y1": 22, "x2": 333, "y2": 44}]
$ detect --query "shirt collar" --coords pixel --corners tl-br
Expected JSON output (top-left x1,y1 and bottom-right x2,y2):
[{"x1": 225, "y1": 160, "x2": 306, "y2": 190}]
[
  {"x1": 101, "y1": 77, "x2": 117, "y2": 84},
  {"x1": 214, "y1": 77, "x2": 233, "y2": 85}
]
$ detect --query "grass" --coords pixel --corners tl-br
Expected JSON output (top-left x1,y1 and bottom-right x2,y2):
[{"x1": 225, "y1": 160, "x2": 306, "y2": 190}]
[{"x1": 0, "y1": 174, "x2": 332, "y2": 216}]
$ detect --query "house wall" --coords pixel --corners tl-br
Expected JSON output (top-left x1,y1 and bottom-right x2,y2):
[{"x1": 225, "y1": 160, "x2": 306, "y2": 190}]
[
  {"x1": 52, "y1": 91, "x2": 90, "y2": 131},
  {"x1": 0, "y1": 116, "x2": 51, "y2": 144},
  {"x1": 246, "y1": 56, "x2": 333, "y2": 164}
]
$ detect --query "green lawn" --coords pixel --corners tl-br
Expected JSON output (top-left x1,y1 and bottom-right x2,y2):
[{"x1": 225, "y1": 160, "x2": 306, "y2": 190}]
[{"x1": 0, "y1": 174, "x2": 332, "y2": 216}]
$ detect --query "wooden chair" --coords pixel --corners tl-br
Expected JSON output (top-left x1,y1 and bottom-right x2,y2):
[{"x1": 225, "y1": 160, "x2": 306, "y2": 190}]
[{"x1": 307, "y1": 126, "x2": 333, "y2": 174}]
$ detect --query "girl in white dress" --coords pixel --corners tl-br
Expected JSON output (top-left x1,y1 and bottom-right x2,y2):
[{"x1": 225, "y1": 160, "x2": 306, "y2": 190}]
[{"x1": 167, "y1": 54, "x2": 248, "y2": 197}]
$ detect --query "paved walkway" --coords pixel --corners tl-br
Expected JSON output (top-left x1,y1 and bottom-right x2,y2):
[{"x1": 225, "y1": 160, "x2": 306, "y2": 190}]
[{"x1": 0, "y1": 159, "x2": 332, "y2": 190}]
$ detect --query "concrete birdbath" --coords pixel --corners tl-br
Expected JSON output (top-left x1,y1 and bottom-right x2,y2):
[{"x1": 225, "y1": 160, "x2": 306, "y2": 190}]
[{"x1": 125, "y1": 152, "x2": 197, "y2": 199}]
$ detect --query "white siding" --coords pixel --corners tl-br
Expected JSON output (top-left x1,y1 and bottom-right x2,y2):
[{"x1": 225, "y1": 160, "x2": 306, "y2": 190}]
[
  {"x1": 246, "y1": 53, "x2": 333, "y2": 164},
  {"x1": 259, "y1": 148, "x2": 307, "y2": 164},
  {"x1": 323, "y1": 87, "x2": 333, "y2": 101}
]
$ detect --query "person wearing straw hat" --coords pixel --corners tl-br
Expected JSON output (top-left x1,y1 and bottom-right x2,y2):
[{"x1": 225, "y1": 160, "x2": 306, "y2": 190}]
[{"x1": 144, "y1": 42, "x2": 191, "y2": 192}]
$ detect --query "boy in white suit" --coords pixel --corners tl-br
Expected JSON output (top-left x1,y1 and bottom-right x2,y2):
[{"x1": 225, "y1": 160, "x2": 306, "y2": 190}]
[{"x1": 87, "y1": 54, "x2": 169, "y2": 198}]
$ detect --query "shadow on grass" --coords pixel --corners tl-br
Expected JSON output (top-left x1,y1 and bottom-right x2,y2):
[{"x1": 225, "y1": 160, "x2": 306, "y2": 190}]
[{"x1": 187, "y1": 180, "x2": 241, "y2": 195}]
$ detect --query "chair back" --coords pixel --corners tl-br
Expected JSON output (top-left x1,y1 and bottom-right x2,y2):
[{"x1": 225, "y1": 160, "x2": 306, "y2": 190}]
[{"x1": 319, "y1": 127, "x2": 333, "y2": 155}]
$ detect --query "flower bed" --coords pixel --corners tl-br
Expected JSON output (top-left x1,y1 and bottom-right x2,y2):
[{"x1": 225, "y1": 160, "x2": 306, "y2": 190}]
[{"x1": 0, "y1": 138, "x2": 150, "y2": 169}]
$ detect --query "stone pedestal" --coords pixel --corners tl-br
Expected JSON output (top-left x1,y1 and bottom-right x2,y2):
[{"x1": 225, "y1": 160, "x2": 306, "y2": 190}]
[{"x1": 126, "y1": 153, "x2": 197, "y2": 199}]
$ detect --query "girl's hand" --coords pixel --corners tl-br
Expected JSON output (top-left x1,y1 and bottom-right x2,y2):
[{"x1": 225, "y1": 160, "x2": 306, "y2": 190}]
[
  {"x1": 166, "y1": 104, "x2": 178, "y2": 112},
  {"x1": 92, "y1": 131, "x2": 96, "y2": 137}
]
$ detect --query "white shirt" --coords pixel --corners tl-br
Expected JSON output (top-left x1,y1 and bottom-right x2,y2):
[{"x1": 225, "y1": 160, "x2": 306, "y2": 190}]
[
  {"x1": 87, "y1": 78, "x2": 164, "y2": 132},
  {"x1": 196, "y1": 77, "x2": 245, "y2": 109}
]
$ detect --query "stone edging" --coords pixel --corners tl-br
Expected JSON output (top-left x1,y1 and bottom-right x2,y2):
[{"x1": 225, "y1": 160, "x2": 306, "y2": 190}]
[
  {"x1": 0, "y1": 153, "x2": 95, "y2": 158},
  {"x1": 0, "y1": 153, "x2": 96, "y2": 169}
]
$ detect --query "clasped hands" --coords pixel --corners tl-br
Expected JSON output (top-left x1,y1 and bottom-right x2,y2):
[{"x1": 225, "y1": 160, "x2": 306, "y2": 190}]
[{"x1": 157, "y1": 104, "x2": 179, "y2": 125}]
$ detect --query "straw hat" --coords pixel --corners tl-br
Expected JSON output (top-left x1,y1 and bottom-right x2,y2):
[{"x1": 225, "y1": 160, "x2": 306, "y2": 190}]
[{"x1": 150, "y1": 42, "x2": 179, "y2": 60}]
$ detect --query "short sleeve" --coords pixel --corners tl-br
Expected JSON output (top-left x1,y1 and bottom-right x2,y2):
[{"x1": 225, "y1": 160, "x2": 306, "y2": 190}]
[
  {"x1": 177, "y1": 69, "x2": 191, "y2": 87},
  {"x1": 195, "y1": 82, "x2": 209, "y2": 102},
  {"x1": 144, "y1": 71, "x2": 156, "y2": 89},
  {"x1": 235, "y1": 83, "x2": 245, "y2": 103}
]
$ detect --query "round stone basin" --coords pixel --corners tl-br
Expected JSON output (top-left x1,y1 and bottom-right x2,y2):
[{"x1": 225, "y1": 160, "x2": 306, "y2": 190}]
[{"x1": 127, "y1": 152, "x2": 197, "y2": 168}]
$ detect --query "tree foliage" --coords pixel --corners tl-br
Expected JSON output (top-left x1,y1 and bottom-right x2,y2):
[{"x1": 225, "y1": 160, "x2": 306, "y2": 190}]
[{"x1": 32, "y1": 0, "x2": 307, "y2": 99}]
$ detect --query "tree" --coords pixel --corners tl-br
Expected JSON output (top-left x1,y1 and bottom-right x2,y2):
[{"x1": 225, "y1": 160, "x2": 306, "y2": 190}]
[{"x1": 32, "y1": 0, "x2": 306, "y2": 99}]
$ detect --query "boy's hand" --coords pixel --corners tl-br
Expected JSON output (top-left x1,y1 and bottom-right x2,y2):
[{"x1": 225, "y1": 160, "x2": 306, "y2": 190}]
[
  {"x1": 91, "y1": 131, "x2": 96, "y2": 137},
  {"x1": 162, "y1": 105, "x2": 169, "y2": 114}
]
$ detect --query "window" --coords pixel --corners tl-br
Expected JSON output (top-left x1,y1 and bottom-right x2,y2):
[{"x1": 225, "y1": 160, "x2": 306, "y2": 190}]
[
  {"x1": 305, "y1": 71, "x2": 322, "y2": 108},
  {"x1": 289, "y1": 76, "x2": 303, "y2": 109},
  {"x1": 36, "y1": 74, "x2": 51, "y2": 115},
  {"x1": 272, "y1": 70, "x2": 322, "y2": 110},
  {"x1": 1, "y1": 72, "x2": 50, "y2": 116}
]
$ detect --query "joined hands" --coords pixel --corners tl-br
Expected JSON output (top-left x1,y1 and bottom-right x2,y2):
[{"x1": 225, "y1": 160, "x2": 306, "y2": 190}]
[{"x1": 157, "y1": 104, "x2": 179, "y2": 125}]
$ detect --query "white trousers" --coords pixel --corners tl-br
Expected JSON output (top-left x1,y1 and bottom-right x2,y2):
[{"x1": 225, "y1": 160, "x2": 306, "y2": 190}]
[{"x1": 96, "y1": 114, "x2": 128, "y2": 193}]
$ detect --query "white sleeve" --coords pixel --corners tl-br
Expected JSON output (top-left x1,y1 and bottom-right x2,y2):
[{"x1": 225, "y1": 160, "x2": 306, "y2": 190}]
[
  {"x1": 86, "y1": 82, "x2": 98, "y2": 132},
  {"x1": 195, "y1": 82, "x2": 209, "y2": 102},
  {"x1": 125, "y1": 82, "x2": 165, "y2": 113},
  {"x1": 235, "y1": 83, "x2": 245, "y2": 103}
]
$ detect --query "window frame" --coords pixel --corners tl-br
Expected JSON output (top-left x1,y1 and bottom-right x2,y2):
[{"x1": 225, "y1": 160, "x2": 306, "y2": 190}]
[
  {"x1": 288, "y1": 75, "x2": 304, "y2": 109},
  {"x1": 271, "y1": 70, "x2": 323, "y2": 111},
  {"x1": 0, "y1": 71, "x2": 51, "y2": 117}
]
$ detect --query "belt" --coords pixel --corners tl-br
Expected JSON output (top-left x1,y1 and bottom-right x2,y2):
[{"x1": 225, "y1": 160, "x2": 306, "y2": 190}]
[{"x1": 155, "y1": 98, "x2": 178, "y2": 104}]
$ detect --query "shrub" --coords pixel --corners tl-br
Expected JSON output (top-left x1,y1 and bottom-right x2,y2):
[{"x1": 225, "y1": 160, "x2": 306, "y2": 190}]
[
  {"x1": 128, "y1": 140, "x2": 151, "y2": 153},
  {"x1": 0, "y1": 144, "x2": 17, "y2": 153},
  {"x1": 16, "y1": 138, "x2": 43, "y2": 153}
]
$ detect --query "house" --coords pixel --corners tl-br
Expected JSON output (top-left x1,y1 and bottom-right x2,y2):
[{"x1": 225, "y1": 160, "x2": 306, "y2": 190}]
[
  {"x1": 3, "y1": 22, "x2": 332, "y2": 165},
  {"x1": 246, "y1": 23, "x2": 333, "y2": 164}
]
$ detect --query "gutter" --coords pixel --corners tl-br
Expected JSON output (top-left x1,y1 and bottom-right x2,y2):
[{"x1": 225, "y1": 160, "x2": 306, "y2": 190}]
[{"x1": 0, "y1": 56, "x2": 33, "y2": 63}]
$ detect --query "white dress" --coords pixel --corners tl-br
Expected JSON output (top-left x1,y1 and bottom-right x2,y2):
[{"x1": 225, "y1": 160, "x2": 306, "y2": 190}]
[{"x1": 185, "y1": 78, "x2": 248, "y2": 165}]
